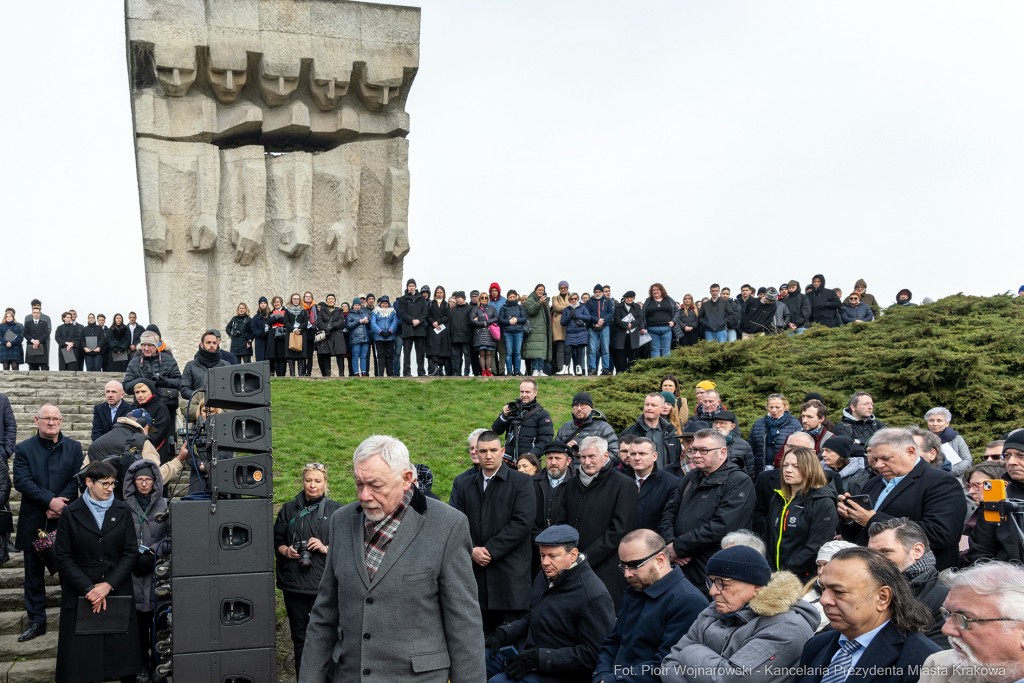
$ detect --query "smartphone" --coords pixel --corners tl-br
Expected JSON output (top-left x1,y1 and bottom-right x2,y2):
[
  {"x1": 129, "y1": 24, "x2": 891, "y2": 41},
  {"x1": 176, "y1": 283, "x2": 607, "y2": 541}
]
[
  {"x1": 983, "y1": 479, "x2": 1008, "y2": 523},
  {"x1": 848, "y1": 494, "x2": 873, "y2": 510},
  {"x1": 498, "y1": 645, "x2": 519, "y2": 659}
]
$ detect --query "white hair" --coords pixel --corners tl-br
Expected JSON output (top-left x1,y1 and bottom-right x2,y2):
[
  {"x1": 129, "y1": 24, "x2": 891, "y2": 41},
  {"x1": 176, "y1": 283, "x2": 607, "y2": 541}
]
[
  {"x1": 721, "y1": 530, "x2": 766, "y2": 556},
  {"x1": 941, "y1": 562, "x2": 1024, "y2": 621},
  {"x1": 924, "y1": 406, "x2": 952, "y2": 423},
  {"x1": 353, "y1": 435, "x2": 413, "y2": 477},
  {"x1": 579, "y1": 435, "x2": 609, "y2": 454}
]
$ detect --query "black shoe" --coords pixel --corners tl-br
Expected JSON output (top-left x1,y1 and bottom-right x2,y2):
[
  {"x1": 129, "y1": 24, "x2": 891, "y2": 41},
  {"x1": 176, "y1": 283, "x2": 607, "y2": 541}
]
[{"x1": 18, "y1": 621, "x2": 46, "y2": 642}]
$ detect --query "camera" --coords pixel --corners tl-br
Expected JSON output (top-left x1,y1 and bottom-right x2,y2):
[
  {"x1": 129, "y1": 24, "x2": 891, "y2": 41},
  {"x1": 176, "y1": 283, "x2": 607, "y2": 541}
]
[
  {"x1": 178, "y1": 423, "x2": 208, "y2": 453},
  {"x1": 293, "y1": 540, "x2": 312, "y2": 569},
  {"x1": 506, "y1": 400, "x2": 524, "y2": 422}
]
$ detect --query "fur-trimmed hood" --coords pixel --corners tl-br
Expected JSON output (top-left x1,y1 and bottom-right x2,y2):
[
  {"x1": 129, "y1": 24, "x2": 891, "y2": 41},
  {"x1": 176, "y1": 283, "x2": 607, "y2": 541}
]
[{"x1": 750, "y1": 571, "x2": 814, "y2": 617}]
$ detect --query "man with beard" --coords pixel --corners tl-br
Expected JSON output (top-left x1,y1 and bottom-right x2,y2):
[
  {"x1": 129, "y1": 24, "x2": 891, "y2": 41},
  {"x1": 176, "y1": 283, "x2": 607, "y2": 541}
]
[
  {"x1": 593, "y1": 530, "x2": 707, "y2": 683},
  {"x1": 919, "y1": 561, "x2": 1024, "y2": 683},
  {"x1": 555, "y1": 392, "x2": 619, "y2": 461},
  {"x1": 179, "y1": 330, "x2": 231, "y2": 408},
  {"x1": 492, "y1": 379, "x2": 553, "y2": 462},
  {"x1": 841, "y1": 392, "x2": 887, "y2": 446},
  {"x1": 868, "y1": 518, "x2": 948, "y2": 647}
]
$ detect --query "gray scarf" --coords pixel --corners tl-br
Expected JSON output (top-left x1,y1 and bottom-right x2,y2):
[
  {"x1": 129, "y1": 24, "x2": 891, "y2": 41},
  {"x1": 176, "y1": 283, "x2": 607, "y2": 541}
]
[{"x1": 83, "y1": 490, "x2": 114, "y2": 529}]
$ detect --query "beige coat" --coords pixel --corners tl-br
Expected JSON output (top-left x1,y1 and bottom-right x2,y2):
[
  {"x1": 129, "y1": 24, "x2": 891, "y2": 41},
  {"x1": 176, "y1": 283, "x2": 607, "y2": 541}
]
[
  {"x1": 551, "y1": 293, "x2": 570, "y2": 342},
  {"x1": 918, "y1": 650, "x2": 960, "y2": 683}
]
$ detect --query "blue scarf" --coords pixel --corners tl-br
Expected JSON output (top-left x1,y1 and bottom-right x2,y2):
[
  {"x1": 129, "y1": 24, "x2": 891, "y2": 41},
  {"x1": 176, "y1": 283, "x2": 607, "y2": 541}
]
[
  {"x1": 938, "y1": 426, "x2": 958, "y2": 444},
  {"x1": 83, "y1": 489, "x2": 114, "y2": 529},
  {"x1": 765, "y1": 412, "x2": 792, "y2": 449}
]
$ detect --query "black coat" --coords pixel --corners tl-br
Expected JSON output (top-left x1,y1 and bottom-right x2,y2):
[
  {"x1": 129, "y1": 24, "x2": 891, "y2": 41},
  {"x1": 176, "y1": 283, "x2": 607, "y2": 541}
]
[
  {"x1": 613, "y1": 301, "x2": 644, "y2": 350},
  {"x1": 54, "y1": 495, "x2": 140, "y2": 683},
  {"x1": 796, "y1": 622, "x2": 940, "y2": 683},
  {"x1": 91, "y1": 401, "x2": 133, "y2": 441},
  {"x1": 250, "y1": 310, "x2": 270, "y2": 361},
  {"x1": 135, "y1": 396, "x2": 173, "y2": 462},
  {"x1": 273, "y1": 492, "x2": 342, "y2": 595},
  {"x1": 783, "y1": 292, "x2": 811, "y2": 327},
  {"x1": 500, "y1": 559, "x2": 616, "y2": 681},
  {"x1": 620, "y1": 416, "x2": 683, "y2": 473},
  {"x1": 449, "y1": 303, "x2": 473, "y2": 344},
  {"x1": 450, "y1": 464, "x2": 536, "y2": 612},
  {"x1": 840, "y1": 459, "x2": 966, "y2": 571},
  {"x1": 492, "y1": 401, "x2": 554, "y2": 459},
  {"x1": 122, "y1": 351, "x2": 181, "y2": 416},
  {"x1": 532, "y1": 471, "x2": 573, "y2": 533},
  {"x1": 266, "y1": 308, "x2": 294, "y2": 360},
  {"x1": 659, "y1": 461, "x2": 755, "y2": 591},
  {"x1": 908, "y1": 564, "x2": 949, "y2": 648},
  {"x1": 397, "y1": 293, "x2": 429, "y2": 338},
  {"x1": 635, "y1": 468, "x2": 678, "y2": 532},
  {"x1": 22, "y1": 317, "x2": 51, "y2": 359},
  {"x1": 967, "y1": 476, "x2": 1024, "y2": 565},
  {"x1": 286, "y1": 308, "x2": 311, "y2": 360},
  {"x1": 426, "y1": 300, "x2": 452, "y2": 358},
  {"x1": 554, "y1": 465, "x2": 637, "y2": 609},
  {"x1": 808, "y1": 276, "x2": 842, "y2": 327},
  {"x1": 106, "y1": 324, "x2": 131, "y2": 355},
  {"x1": 13, "y1": 433, "x2": 84, "y2": 550},
  {"x1": 226, "y1": 314, "x2": 254, "y2": 356},
  {"x1": 315, "y1": 304, "x2": 348, "y2": 356},
  {"x1": 765, "y1": 484, "x2": 838, "y2": 581},
  {"x1": 0, "y1": 393, "x2": 15, "y2": 463}
]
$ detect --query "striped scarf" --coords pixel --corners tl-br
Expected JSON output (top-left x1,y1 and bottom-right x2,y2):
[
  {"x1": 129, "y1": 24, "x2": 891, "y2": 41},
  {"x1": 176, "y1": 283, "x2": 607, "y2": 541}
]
[{"x1": 363, "y1": 488, "x2": 414, "y2": 581}]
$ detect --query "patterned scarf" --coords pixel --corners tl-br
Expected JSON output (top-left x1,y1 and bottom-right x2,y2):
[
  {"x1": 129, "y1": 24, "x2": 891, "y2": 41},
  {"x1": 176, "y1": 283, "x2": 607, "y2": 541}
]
[{"x1": 363, "y1": 488, "x2": 414, "y2": 581}]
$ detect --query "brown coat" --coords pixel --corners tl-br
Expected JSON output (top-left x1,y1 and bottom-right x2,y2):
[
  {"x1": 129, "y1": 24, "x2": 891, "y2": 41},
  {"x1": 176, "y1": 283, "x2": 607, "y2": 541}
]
[{"x1": 550, "y1": 293, "x2": 571, "y2": 342}]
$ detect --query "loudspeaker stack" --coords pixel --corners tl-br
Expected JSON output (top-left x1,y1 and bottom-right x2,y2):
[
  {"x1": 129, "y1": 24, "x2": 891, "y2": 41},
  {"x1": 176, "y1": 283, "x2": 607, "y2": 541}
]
[{"x1": 154, "y1": 361, "x2": 276, "y2": 682}]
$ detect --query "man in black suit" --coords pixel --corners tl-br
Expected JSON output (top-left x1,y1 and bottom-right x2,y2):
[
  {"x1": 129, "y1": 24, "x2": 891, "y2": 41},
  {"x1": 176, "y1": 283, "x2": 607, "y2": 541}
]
[
  {"x1": 797, "y1": 547, "x2": 940, "y2": 683},
  {"x1": 838, "y1": 428, "x2": 966, "y2": 570},
  {"x1": 127, "y1": 311, "x2": 144, "y2": 355},
  {"x1": 630, "y1": 437, "x2": 677, "y2": 532},
  {"x1": 91, "y1": 380, "x2": 132, "y2": 441},
  {"x1": 12, "y1": 403, "x2": 84, "y2": 642},
  {"x1": 449, "y1": 430, "x2": 536, "y2": 635}
]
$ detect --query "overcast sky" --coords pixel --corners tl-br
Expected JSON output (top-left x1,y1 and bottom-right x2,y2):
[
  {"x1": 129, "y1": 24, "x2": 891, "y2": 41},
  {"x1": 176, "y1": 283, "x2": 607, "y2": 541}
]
[{"x1": 2, "y1": 1, "x2": 1020, "y2": 340}]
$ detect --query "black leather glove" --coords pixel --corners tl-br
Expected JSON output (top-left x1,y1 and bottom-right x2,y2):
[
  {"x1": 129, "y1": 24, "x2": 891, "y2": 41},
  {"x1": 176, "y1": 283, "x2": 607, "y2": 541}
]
[
  {"x1": 504, "y1": 649, "x2": 539, "y2": 680},
  {"x1": 484, "y1": 630, "x2": 506, "y2": 650}
]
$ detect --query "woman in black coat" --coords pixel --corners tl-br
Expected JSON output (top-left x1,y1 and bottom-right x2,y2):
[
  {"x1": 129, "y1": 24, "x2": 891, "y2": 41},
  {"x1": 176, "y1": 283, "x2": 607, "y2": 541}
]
[
  {"x1": 55, "y1": 311, "x2": 80, "y2": 371},
  {"x1": 226, "y1": 303, "x2": 254, "y2": 363},
  {"x1": 274, "y1": 463, "x2": 341, "y2": 679},
  {"x1": 54, "y1": 460, "x2": 141, "y2": 683},
  {"x1": 81, "y1": 313, "x2": 105, "y2": 372},
  {"x1": 314, "y1": 295, "x2": 347, "y2": 376},
  {"x1": 0, "y1": 308, "x2": 24, "y2": 370},
  {"x1": 426, "y1": 286, "x2": 451, "y2": 375},
  {"x1": 266, "y1": 296, "x2": 293, "y2": 377},
  {"x1": 298, "y1": 292, "x2": 318, "y2": 376},
  {"x1": 284, "y1": 293, "x2": 309, "y2": 377},
  {"x1": 132, "y1": 380, "x2": 173, "y2": 463},
  {"x1": 250, "y1": 297, "x2": 271, "y2": 363},
  {"x1": 106, "y1": 314, "x2": 131, "y2": 373}
]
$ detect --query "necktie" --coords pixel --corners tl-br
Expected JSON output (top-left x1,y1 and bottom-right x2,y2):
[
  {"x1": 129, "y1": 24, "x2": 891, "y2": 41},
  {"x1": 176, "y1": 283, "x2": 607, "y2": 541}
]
[
  {"x1": 483, "y1": 477, "x2": 491, "y2": 492},
  {"x1": 111, "y1": 406, "x2": 117, "y2": 423},
  {"x1": 821, "y1": 639, "x2": 861, "y2": 683},
  {"x1": 637, "y1": 478, "x2": 646, "y2": 490}
]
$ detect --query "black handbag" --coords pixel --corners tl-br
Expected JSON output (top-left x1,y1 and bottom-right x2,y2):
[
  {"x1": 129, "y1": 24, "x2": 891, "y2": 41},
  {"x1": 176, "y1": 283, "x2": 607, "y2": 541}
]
[{"x1": 0, "y1": 509, "x2": 12, "y2": 534}]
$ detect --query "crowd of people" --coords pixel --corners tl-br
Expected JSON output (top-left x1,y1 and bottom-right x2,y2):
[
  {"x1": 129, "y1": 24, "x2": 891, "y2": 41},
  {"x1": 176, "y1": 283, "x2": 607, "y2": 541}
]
[{"x1": 1, "y1": 276, "x2": 923, "y2": 377}]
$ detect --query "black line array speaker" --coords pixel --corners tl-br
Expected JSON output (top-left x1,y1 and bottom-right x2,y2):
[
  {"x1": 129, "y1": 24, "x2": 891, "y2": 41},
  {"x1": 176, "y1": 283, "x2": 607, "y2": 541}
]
[
  {"x1": 209, "y1": 408, "x2": 273, "y2": 453},
  {"x1": 172, "y1": 648, "x2": 275, "y2": 683},
  {"x1": 169, "y1": 498, "x2": 272, "y2": 577},
  {"x1": 205, "y1": 362, "x2": 271, "y2": 410},
  {"x1": 171, "y1": 573, "x2": 276, "y2": 652},
  {"x1": 209, "y1": 453, "x2": 273, "y2": 498}
]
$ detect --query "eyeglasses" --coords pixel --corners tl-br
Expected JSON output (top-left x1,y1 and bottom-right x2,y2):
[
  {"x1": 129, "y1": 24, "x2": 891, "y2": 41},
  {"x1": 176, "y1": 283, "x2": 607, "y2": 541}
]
[
  {"x1": 617, "y1": 544, "x2": 667, "y2": 573},
  {"x1": 966, "y1": 482, "x2": 986, "y2": 491},
  {"x1": 692, "y1": 446, "x2": 725, "y2": 456},
  {"x1": 982, "y1": 455, "x2": 1004, "y2": 461},
  {"x1": 706, "y1": 576, "x2": 733, "y2": 592},
  {"x1": 940, "y1": 607, "x2": 1023, "y2": 631},
  {"x1": 304, "y1": 462, "x2": 327, "y2": 472},
  {"x1": 38, "y1": 416, "x2": 62, "y2": 423},
  {"x1": 94, "y1": 480, "x2": 117, "y2": 489}
]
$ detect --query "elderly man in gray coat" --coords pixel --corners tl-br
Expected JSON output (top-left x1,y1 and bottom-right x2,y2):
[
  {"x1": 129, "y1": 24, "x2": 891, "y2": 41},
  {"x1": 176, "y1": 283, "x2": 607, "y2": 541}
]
[{"x1": 300, "y1": 435, "x2": 485, "y2": 682}]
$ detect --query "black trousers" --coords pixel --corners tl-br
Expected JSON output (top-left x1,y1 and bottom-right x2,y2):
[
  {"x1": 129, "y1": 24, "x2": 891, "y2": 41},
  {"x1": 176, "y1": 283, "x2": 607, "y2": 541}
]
[
  {"x1": 402, "y1": 337, "x2": 424, "y2": 375},
  {"x1": 283, "y1": 590, "x2": 317, "y2": 679},
  {"x1": 375, "y1": 342, "x2": 395, "y2": 376},
  {"x1": 23, "y1": 548, "x2": 48, "y2": 624}
]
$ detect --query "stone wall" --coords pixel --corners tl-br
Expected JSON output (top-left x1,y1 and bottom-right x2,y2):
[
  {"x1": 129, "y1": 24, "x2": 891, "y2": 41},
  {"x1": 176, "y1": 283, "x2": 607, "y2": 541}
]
[{"x1": 125, "y1": 0, "x2": 419, "y2": 358}]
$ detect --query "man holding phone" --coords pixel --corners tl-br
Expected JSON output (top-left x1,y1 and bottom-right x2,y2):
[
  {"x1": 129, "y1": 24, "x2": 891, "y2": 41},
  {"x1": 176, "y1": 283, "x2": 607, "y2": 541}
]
[
  {"x1": 966, "y1": 429, "x2": 1024, "y2": 564},
  {"x1": 838, "y1": 428, "x2": 965, "y2": 570}
]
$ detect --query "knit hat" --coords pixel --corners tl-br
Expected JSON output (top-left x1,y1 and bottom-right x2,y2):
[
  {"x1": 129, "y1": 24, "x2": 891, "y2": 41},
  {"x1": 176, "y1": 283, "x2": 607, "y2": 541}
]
[
  {"x1": 258, "y1": 296, "x2": 268, "y2": 304},
  {"x1": 757, "y1": 287, "x2": 767, "y2": 296},
  {"x1": 420, "y1": 285, "x2": 430, "y2": 294},
  {"x1": 659, "y1": 391, "x2": 676, "y2": 407},
  {"x1": 352, "y1": 298, "x2": 362, "y2": 307},
  {"x1": 124, "y1": 408, "x2": 152, "y2": 429},
  {"x1": 706, "y1": 546, "x2": 772, "y2": 587},
  {"x1": 406, "y1": 278, "x2": 416, "y2": 287},
  {"x1": 139, "y1": 331, "x2": 160, "y2": 346},
  {"x1": 470, "y1": 290, "x2": 480, "y2": 297},
  {"x1": 134, "y1": 378, "x2": 157, "y2": 396},
  {"x1": 1003, "y1": 429, "x2": 1024, "y2": 453},
  {"x1": 817, "y1": 540, "x2": 857, "y2": 564},
  {"x1": 366, "y1": 293, "x2": 375, "y2": 300},
  {"x1": 696, "y1": 380, "x2": 716, "y2": 391},
  {"x1": 558, "y1": 280, "x2": 569, "y2": 289},
  {"x1": 804, "y1": 392, "x2": 825, "y2": 403},
  {"x1": 378, "y1": 295, "x2": 390, "y2": 305},
  {"x1": 765, "y1": 287, "x2": 779, "y2": 302},
  {"x1": 572, "y1": 392, "x2": 593, "y2": 407},
  {"x1": 822, "y1": 436, "x2": 853, "y2": 460},
  {"x1": 593, "y1": 284, "x2": 603, "y2": 293}
]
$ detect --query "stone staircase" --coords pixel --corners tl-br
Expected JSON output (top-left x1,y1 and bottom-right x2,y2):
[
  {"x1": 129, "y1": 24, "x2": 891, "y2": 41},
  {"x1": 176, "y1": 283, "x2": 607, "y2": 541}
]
[{"x1": 1, "y1": 370, "x2": 120, "y2": 683}]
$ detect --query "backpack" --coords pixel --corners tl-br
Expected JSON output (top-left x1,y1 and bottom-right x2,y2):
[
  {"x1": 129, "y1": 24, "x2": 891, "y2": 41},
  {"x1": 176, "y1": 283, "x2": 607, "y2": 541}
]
[{"x1": 77, "y1": 439, "x2": 145, "y2": 501}]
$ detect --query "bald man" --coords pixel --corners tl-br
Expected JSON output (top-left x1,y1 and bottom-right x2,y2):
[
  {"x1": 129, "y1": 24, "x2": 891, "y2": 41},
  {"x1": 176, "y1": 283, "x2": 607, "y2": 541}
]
[{"x1": 91, "y1": 380, "x2": 132, "y2": 441}]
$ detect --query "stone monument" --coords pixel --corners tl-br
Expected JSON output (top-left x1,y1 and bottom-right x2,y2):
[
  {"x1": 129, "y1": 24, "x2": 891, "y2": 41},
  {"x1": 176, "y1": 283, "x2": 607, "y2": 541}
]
[{"x1": 124, "y1": 0, "x2": 419, "y2": 355}]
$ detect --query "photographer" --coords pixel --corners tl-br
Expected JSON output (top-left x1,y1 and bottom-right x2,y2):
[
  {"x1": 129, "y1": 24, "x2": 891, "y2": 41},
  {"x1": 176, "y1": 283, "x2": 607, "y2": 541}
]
[
  {"x1": 492, "y1": 379, "x2": 553, "y2": 463},
  {"x1": 274, "y1": 463, "x2": 341, "y2": 679}
]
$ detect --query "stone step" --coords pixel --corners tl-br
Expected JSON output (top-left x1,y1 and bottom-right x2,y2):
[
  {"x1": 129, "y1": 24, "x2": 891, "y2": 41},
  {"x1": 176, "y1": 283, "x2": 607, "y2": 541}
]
[
  {"x1": 0, "y1": 631, "x2": 58, "y2": 661},
  {"x1": 0, "y1": 568, "x2": 58, "y2": 590},
  {"x1": 1, "y1": 656, "x2": 57, "y2": 683},
  {"x1": 0, "y1": 588, "x2": 60, "y2": 612},
  {"x1": 0, "y1": 608, "x2": 59, "y2": 637}
]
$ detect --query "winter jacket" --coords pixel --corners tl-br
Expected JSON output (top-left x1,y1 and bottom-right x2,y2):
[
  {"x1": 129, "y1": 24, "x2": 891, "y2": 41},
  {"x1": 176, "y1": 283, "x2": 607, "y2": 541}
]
[
  {"x1": 766, "y1": 485, "x2": 838, "y2": 580},
  {"x1": 122, "y1": 459, "x2": 167, "y2": 611},
  {"x1": 316, "y1": 304, "x2": 348, "y2": 354},
  {"x1": 273, "y1": 491, "x2": 342, "y2": 595},
  {"x1": 560, "y1": 304, "x2": 592, "y2": 347},
  {"x1": 550, "y1": 293, "x2": 571, "y2": 343},
  {"x1": 724, "y1": 298, "x2": 742, "y2": 331},
  {"x1": 249, "y1": 309, "x2": 270, "y2": 361},
  {"x1": 659, "y1": 460, "x2": 756, "y2": 590},
  {"x1": 426, "y1": 300, "x2": 451, "y2": 358},
  {"x1": 744, "y1": 300, "x2": 780, "y2": 334},
  {"x1": 840, "y1": 301, "x2": 874, "y2": 324},
  {"x1": 833, "y1": 459, "x2": 872, "y2": 496},
  {"x1": 584, "y1": 295, "x2": 615, "y2": 330},
  {"x1": 345, "y1": 309, "x2": 372, "y2": 346},
  {"x1": 783, "y1": 292, "x2": 811, "y2": 327},
  {"x1": 907, "y1": 559, "x2": 950, "y2": 647},
  {"x1": 523, "y1": 292, "x2": 552, "y2": 361},
  {"x1": 396, "y1": 292, "x2": 429, "y2": 339},
  {"x1": 498, "y1": 556, "x2": 616, "y2": 680},
  {"x1": 85, "y1": 417, "x2": 183, "y2": 486},
  {"x1": 661, "y1": 572, "x2": 819, "y2": 683},
  {"x1": 621, "y1": 416, "x2": 683, "y2": 472},
  {"x1": 498, "y1": 301, "x2": 528, "y2": 334},
  {"x1": 807, "y1": 274, "x2": 842, "y2": 327},
  {"x1": 839, "y1": 409, "x2": 886, "y2": 446},
  {"x1": 492, "y1": 400, "x2": 553, "y2": 457},
  {"x1": 180, "y1": 350, "x2": 231, "y2": 400},
  {"x1": 448, "y1": 302, "x2": 473, "y2": 344},
  {"x1": 122, "y1": 351, "x2": 181, "y2": 414},
  {"x1": 726, "y1": 435, "x2": 755, "y2": 477},
  {"x1": 369, "y1": 306, "x2": 398, "y2": 344},
  {"x1": 698, "y1": 297, "x2": 729, "y2": 332},
  {"x1": 555, "y1": 409, "x2": 620, "y2": 460},
  {"x1": 613, "y1": 300, "x2": 644, "y2": 350},
  {"x1": 748, "y1": 412, "x2": 802, "y2": 475},
  {"x1": 967, "y1": 476, "x2": 1024, "y2": 565},
  {"x1": 469, "y1": 303, "x2": 498, "y2": 349},
  {"x1": 225, "y1": 314, "x2": 254, "y2": 355},
  {"x1": 672, "y1": 305, "x2": 700, "y2": 341},
  {"x1": 936, "y1": 427, "x2": 972, "y2": 476}
]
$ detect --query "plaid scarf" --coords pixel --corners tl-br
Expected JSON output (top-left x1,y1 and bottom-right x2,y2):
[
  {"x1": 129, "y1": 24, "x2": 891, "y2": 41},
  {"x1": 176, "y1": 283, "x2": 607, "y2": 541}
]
[{"x1": 363, "y1": 488, "x2": 414, "y2": 581}]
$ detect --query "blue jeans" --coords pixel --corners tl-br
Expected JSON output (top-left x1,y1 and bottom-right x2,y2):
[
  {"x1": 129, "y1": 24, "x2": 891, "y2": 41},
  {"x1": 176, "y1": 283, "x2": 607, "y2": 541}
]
[
  {"x1": 588, "y1": 326, "x2": 611, "y2": 372},
  {"x1": 351, "y1": 342, "x2": 369, "y2": 374},
  {"x1": 648, "y1": 325, "x2": 672, "y2": 357},
  {"x1": 727, "y1": 328, "x2": 737, "y2": 342},
  {"x1": 504, "y1": 331, "x2": 522, "y2": 374},
  {"x1": 705, "y1": 329, "x2": 728, "y2": 343}
]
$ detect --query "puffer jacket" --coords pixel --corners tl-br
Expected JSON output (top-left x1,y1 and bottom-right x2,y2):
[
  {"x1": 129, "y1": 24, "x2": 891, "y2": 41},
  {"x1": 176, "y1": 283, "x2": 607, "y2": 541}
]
[
  {"x1": 672, "y1": 305, "x2": 699, "y2": 341},
  {"x1": 498, "y1": 301, "x2": 527, "y2": 334},
  {"x1": 766, "y1": 485, "x2": 838, "y2": 581},
  {"x1": 370, "y1": 306, "x2": 398, "y2": 343},
  {"x1": 122, "y1": 459, "x2": 167, "y2": 612},
  {"x1": 560, "y1": 304, "x2": 591, "y2": 346},
  {"x1": 225, "y1": 314, "x2": 254, "y2": 355},
  {"x1": 273, "y1": 491, "x2": 342, "y2": 595},
  {"x1": 555, "y1": 408, "x2": 620, "y2": 460},
  {"x1": 660, "y1": 572, "x2": 819, "y2": 683},
  {"x1": 749, "y1": 413, "x2": 802, "y2": 475},
  {"x1": 839, "y1": 302, "x2": 874, "y2": 324},
  {"x1": 122, "y1": 351, "x2": 181, "y2": 413},
  {"x1": 523, "y1": 292, "x2": 552, "y2": 361},
  {"x1": 469, "y1": 303, "x2": 498, "y2": 349},
  {"x1": 345, "y1": 309, "x2": 372, "y2": 345}
]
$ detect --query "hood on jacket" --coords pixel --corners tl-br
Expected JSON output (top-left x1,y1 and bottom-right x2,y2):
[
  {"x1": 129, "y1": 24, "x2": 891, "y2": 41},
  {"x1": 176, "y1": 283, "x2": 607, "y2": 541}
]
[
  {"x1": 896, "y1": 288, "x2": 913, "y2": 304},
  {"x1": 122, "y1": 458, "x2": 164, "y2": 500},
  {"x1": 841, "y1": 408, "x2": 877, "y2": 424},
  {"x1": 812, "y1": 273, "x2": 827, "y2": 290},
  {"x1": 489, "y1": 282, "x2": 502, "y2": 299},
  {"x1": 749, "y1": 571, "x2": 812, "y2": 617}
]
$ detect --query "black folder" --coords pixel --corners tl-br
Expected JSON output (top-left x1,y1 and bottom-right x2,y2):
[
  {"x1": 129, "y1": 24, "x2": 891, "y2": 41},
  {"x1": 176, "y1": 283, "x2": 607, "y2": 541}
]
[{"x1": 75, "y1": 595, "x2": 132, "y2": 634}]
